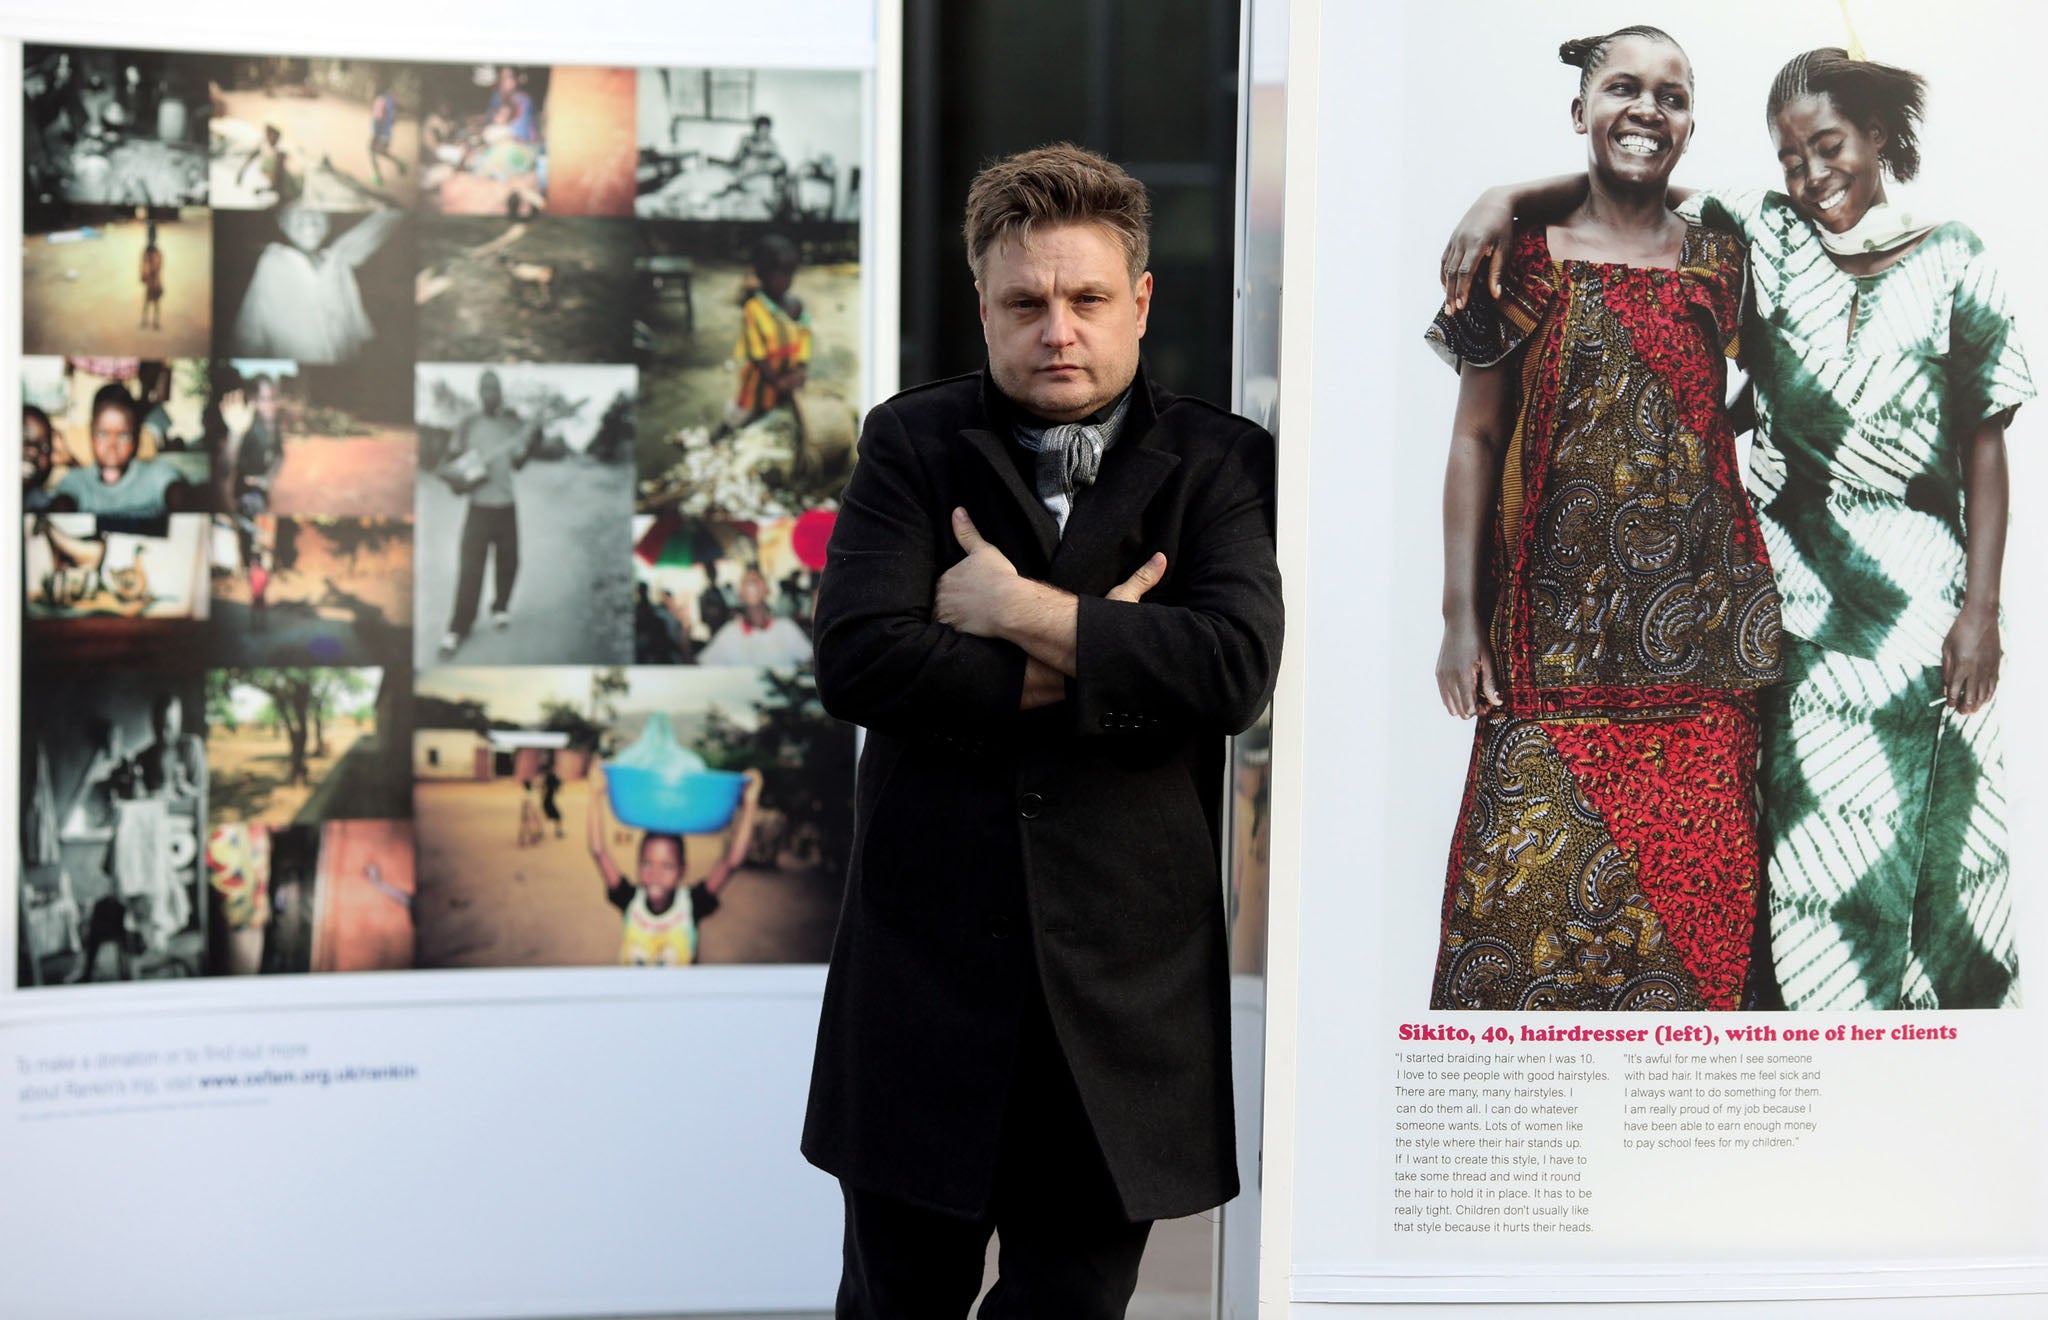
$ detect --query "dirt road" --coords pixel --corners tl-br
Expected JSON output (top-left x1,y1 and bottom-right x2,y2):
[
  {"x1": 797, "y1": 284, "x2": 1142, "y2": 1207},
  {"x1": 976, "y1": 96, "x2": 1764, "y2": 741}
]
[{"x1": 413, "y1": 456, "x2": 633, "y2": 666}]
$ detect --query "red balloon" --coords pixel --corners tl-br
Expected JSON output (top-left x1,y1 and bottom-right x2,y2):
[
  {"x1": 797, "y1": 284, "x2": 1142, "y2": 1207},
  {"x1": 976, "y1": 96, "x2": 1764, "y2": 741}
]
[{"x1": 792, "y1": 508, "x2": 836, "y2": 569}]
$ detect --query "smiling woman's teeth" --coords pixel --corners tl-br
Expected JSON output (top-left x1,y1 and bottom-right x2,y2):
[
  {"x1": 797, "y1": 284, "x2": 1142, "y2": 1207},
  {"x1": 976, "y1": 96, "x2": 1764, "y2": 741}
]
[
  {"x1": 1617, "y1": 134, "x2": 1661, "y2": 155},
  {"x1": 1816, "y1": 191, "x2": 1846, "y2": 212}
]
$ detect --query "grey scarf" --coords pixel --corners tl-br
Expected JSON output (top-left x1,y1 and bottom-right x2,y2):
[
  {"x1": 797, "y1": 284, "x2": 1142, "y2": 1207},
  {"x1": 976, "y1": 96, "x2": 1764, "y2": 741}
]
[{"x1": 1013, "y1": 391, "x2": 1132, "y2": 535}]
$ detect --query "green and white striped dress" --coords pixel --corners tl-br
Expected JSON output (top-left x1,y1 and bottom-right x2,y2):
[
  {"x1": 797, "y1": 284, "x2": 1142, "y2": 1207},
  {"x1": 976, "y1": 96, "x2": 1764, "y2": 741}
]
[{"x1": 1683, "y1": 189, "x2": 2034, "y2": 1010}]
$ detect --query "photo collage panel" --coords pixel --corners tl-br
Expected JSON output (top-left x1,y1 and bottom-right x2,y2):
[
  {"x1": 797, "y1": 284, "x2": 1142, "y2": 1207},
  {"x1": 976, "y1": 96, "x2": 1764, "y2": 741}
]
[{"x1": 18, "y1": 48, "x2": 863, "y2": 987}]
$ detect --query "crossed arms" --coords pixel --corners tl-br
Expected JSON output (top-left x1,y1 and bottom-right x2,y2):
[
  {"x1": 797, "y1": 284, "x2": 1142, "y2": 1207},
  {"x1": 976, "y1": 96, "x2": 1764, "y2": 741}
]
[{"x1": 814, "y1": 399, "x2": 1282, "y2": 740}]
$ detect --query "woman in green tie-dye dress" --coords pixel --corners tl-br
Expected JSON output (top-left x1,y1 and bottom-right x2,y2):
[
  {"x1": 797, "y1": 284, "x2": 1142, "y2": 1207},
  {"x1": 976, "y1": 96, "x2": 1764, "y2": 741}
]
[
  {"x1": 1683, "y1": 52, "x2": 2033, "y2": 1010},
  {"x1": 1442, "y1": 48, "x2": 2033, "y2": 1009}
]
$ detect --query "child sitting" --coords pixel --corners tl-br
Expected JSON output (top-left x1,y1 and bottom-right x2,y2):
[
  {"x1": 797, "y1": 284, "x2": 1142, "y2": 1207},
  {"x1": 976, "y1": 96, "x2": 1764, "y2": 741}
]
[{"x1": 714, "y1": 234, "x2": 811, "y2": 440}]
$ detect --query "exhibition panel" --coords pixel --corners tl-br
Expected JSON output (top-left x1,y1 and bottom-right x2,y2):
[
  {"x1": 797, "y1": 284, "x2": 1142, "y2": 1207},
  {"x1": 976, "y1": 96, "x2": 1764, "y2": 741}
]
[
  {"x1": 4, "y1": 3, "x2": 894, "y2": 1313},
  {"x1": 1259, "y1": 0, "x2": 2048, "y2": 1312}
]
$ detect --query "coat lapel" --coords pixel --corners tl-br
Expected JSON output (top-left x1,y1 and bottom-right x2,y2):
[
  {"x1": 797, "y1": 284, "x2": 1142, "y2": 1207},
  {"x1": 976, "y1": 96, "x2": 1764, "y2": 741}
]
[
  {"x1": 1049, "y1": 442, "x2": 1178, "y2": 587},
  {"x1": 958, "y1": 426, "x2": 1060, "y2": 569},
  {"x1": 1049, "y1": 369, "x2": 1177, "y2": 587}
]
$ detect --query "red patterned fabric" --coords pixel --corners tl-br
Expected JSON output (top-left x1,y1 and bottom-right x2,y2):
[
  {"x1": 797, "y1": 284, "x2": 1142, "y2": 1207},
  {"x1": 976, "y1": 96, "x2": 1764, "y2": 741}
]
[{"x1": 1547, "y1": 701, "x2": 1761, "y2": 1010}]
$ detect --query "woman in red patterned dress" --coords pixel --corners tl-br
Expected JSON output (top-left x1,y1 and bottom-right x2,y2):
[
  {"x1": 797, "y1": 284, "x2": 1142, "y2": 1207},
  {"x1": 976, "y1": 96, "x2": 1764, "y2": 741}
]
[{"x1": 1428, "y1": 26, "x2": 1782, "y2": 1011}]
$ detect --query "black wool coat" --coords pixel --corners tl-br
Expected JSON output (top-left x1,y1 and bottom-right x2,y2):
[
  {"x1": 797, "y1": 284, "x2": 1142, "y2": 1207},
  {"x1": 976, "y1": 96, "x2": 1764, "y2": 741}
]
[{"x1": 800, "y1": 366, "x2": 1283, "y2": 1221}]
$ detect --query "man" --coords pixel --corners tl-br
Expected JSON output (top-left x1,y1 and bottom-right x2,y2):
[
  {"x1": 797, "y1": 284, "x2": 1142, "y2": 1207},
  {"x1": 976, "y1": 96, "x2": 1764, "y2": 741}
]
[
  {"x1": 803, "y1": 145, "x2": 1282, "y2": 1317},
  {"x1": 436, "y1": 370, "x2": 545, "y2": 659}
]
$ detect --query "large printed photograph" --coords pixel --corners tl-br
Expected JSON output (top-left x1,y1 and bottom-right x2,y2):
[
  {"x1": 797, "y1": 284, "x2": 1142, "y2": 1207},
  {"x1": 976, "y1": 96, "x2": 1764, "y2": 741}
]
[
  {"x1": 1380, "y1": 6, "x2": 2042, "y2": 1014},
  {"x1": 410, "y1": 666, "x2": 852, "y2": 968},
  {"x1": 13, "y1": 43, "x2": 871, "y2": 992}
]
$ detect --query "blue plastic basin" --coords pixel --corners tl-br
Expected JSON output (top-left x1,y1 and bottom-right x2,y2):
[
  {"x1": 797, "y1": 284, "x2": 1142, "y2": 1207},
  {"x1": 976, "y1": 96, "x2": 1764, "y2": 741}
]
[{"x1": 605, "y1": 766, "x2": 750, "y2": 834}]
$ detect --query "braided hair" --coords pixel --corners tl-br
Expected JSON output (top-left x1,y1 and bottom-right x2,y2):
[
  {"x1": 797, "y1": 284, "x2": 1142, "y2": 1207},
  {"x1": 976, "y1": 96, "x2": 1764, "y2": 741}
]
[
  {"x1": 1558, "y1": 25, "x2": 1691, "y2": 96},
  {"x1": 1766, "y1": 48, "x2": 1927, "y2": 182}
]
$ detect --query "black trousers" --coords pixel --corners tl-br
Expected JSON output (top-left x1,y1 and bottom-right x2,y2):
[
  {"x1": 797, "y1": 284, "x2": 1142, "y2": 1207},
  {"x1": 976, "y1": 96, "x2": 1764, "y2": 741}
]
[
  {"x1": 449, "y1": 503, "x2": 518, "y2": 637},
  {"x1": 835, "y1": 994, "x2": 1152, "y2": 1319}
]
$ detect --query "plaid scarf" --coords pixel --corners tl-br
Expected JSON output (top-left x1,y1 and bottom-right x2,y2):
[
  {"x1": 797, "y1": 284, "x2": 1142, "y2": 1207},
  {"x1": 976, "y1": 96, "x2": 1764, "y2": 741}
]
[{"x1": 1012, "y1": 390, "x2": 1132, "y2": 535}]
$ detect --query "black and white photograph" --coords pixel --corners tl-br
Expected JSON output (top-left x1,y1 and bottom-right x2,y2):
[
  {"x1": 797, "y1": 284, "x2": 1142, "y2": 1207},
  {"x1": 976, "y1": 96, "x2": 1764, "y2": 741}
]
[
  {"x1": 636, "y1": 67, "x2": 861, "y2": 224},
  {"x1": 415, "y1": 215, "x2": 637, "y2": 363},
  {"x1": 414, "y1": 363, "x2": 636, "y2": 667},
  {"x1": 24, "y1": 46, "x2": 209, "y2": 222},
  {"x1": 207, "y1": 56, "x2": 422, "y2": 211},
  {"x1": 212, "y1": 204, "x2": 415, "y2": 375},
  {"x1": 633, "y1": 221, "x2": 860, "y2": 516},
  {"x1": 18, "y1": 669, "x2": 209, "y2": 986}
]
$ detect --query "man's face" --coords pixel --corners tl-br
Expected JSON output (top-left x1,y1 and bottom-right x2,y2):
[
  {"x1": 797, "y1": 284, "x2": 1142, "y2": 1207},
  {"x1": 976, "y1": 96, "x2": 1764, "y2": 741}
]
[
  {"x1": 479, "y1": 372, "x2": 503, "y2": 413},
  {"x1": 738, "y1": 569, "x2": 768, "y2": 609},
  {"x1": 254, "y1": 380, "x2": 278, "y2": 424},
  {"x1": 977, "y1": 222, "x2": 1150, "y2": 423}
]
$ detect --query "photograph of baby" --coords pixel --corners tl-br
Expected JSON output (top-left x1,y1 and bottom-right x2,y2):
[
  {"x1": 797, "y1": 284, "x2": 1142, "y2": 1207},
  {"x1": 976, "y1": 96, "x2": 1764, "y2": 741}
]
[
  {"x1": 631, "y1": 508, "x2": 831, "y2": 666},
  {"x1": 414, "y1": 363, "x2": 635, "y2": 667},
  {"x1": 206, "y1": 359, "x2": 419, "y2": 518},
  {"x1": 201, "y1": 818, "x2": 415, "y2": 976},
  {"x1": 23, "y1": 356, "x2": 210, "y2": 522},
  {"x1": 636, "y1": 67, "x2": 861, "y2": 224},
  {"x1": 634, "y1": 223, "x2": 861, "y2": 516},
  {"x1": 417, "y1": 64, "x2": 635, "y2": 218},
  {"x1": 410, "y1": 665, "x2": 853, "y2": 968},
  {"x1": 209, "y1": 515, "x2": 413, "y2": 667},
  {"x1": 205, "y1": 665, "x2": 412, "y2": 829},
  {"x1": 415, "y1": 216, "x2": 636, "y2": 363},
  {"x1": 18, "y1": 670, "x2": 208, "y2": 986},
  {"x1": 207, "y1": 57, "x2": 421, "y2": 210},
  {"x1": 24, "y1": 46, "x2": 209, "y2": 219},
  {"x1": 213, "y1": 204, "x2": 414, "y2": 374},
  {"x1": 23, "y1": 207, "x2": 212, "y2": 358}
]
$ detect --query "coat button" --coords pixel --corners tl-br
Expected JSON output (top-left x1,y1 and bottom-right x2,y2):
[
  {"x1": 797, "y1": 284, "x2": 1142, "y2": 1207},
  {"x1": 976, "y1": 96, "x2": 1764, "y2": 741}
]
[
  {"x1": 1018, "y1": 792, "x2": 1043, "y2": 819},
  {"x1": 988, "y1": 915, "x2": 1016, "y2": 940}
]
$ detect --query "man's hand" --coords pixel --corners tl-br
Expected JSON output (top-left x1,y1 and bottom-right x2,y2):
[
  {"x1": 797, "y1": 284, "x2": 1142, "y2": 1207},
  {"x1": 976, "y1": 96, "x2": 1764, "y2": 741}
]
[
  {"x1": 1108, "y1": 552, "x2": 1166, "y2": 603},
  {"x1": 934, "y1": 508, "x2": 1023, "y2": 638}
]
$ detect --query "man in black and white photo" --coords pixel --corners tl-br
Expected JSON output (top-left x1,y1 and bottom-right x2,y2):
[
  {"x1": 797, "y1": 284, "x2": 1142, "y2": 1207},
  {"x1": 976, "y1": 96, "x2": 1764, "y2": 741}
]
[
  {"x1": 803, "y1": 144, "x2": 1282, "y2": 1317},
  {"x1": 435, "y1": 368, "x2": 544, "y2": 658}
]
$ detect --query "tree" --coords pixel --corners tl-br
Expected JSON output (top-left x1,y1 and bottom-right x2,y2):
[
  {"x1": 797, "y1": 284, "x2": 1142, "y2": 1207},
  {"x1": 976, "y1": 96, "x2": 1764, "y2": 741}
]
[
  {"x1": 210, "y1": 668, "x2": 373, "y2": 787},
  {"x1": 414, "y1": 694, "x2": 492, "y2": 732},
  {"x1": 589, "y1": 667, "x2": 630, "y2": 726},
  {"x1": 697, "y1": 668, "x2": 854, "y2": 877},
  {"x1": 539, "y1": 700, "x2": 605, "y2": 752},
  {"x1": 315, "y1": 518, "x2": 404, "y2": 574}
]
